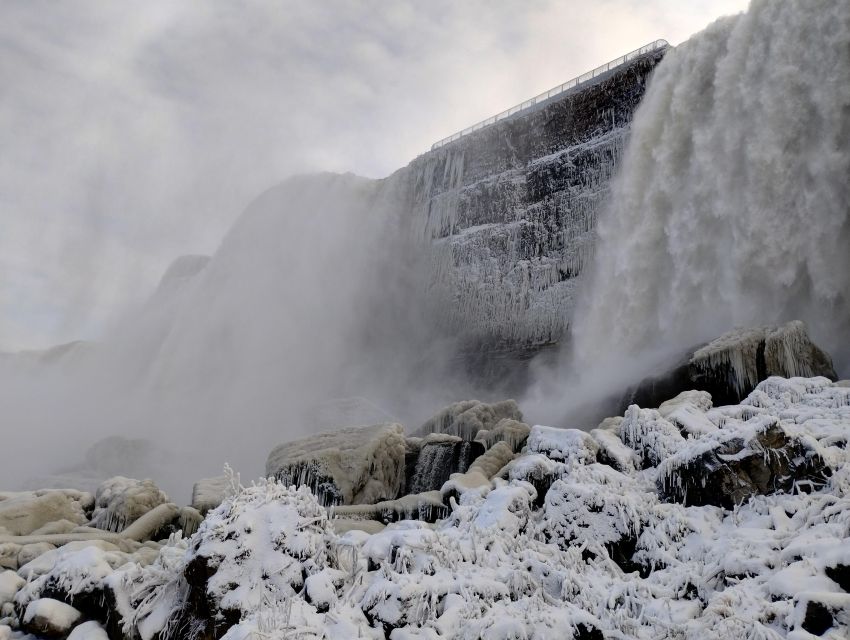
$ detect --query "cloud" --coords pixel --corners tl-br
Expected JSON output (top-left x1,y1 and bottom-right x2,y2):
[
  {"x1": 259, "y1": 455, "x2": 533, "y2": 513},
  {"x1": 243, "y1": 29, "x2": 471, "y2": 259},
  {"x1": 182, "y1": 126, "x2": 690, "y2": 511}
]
[{"x1": 0, "y1": 0, "x2": 749, "y2": 350}]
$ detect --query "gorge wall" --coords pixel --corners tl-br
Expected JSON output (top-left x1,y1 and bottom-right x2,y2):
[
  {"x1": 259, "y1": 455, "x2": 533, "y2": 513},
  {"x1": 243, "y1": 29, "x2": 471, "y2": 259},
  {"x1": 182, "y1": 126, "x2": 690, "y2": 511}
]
[{"x1": 405, "y1": 46, "x2": 668, "y2": 365}]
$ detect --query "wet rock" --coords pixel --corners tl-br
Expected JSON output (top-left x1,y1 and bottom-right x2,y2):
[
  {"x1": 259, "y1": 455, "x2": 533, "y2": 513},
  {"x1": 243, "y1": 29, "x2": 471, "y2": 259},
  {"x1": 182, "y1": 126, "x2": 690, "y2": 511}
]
[
  {"x1": 407, "y1": 434, "x2": 483, "y2": 494},
  {"x1": 825, "y1": 563, "x2": 850, "y2": 592},
  {"x1": 801, "y1": 600, "x2": 833, "y2": 635}
]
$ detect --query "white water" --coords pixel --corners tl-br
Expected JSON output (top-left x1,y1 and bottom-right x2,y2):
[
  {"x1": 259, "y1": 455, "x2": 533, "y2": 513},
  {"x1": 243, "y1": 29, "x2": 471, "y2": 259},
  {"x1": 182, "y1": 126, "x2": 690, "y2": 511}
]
[{"x1": 572, "y1": 0, "x2": 850, "y2": 376}]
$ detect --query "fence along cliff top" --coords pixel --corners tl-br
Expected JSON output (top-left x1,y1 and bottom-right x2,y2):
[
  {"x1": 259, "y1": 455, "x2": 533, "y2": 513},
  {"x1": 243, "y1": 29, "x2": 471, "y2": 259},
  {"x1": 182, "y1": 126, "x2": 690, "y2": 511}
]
[{"x1": 431, "y1": 39, "x2": 669, "y2": 151}]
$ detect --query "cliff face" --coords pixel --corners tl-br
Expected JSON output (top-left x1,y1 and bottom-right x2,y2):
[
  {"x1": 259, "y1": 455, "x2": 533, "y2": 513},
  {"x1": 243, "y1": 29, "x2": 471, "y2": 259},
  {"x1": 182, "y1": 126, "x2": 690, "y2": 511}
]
[{"x1": 404, "y1": 49, "x2": 667, "y2": 357}]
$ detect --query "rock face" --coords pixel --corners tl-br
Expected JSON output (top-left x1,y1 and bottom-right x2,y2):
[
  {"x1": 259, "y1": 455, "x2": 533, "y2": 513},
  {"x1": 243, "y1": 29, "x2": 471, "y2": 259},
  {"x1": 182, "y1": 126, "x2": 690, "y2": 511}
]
[
  {"x1": 623, "y1": 321, "x2": 838, "y2": 410},
  {"x1": 411, "y1": 48, "x2": 668, "y2": 360},
  {"x1": 266, "y1": 423, "x2": 407, "y2": 507}
]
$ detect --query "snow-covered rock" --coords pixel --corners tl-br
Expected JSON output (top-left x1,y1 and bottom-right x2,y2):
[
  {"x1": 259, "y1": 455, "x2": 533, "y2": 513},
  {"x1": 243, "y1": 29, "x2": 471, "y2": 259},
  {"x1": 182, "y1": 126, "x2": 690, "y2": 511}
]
[
  {"x1": 12, "y1": 376, "x2": 850, "y2": 639},
  {"x1": 625, "y1": 321, "x2": 838, "y2": 410},
  {"x1": 90, "y1": 477, "x2": 168, "y2": 533},
  {"x1": 22, "y1": 598, "x2": 81, "y2": 637},
  {"x1": 191, "y1": 474, "x2": 233, "y2": 515},
  {"x1": 0, "y1": 571, "x2": 23, "y2": 607},
  {"x1": 67, "y1": 620, "x2": 109, "y2": 640},
  {"x1": 527, "y1": 425, "x2": 598, "y2": 464},
  {"x1": 417, "y1": 400, "x2": 522, "y2": 441},
  {"x1": 407, "y1": 433, "x2": 481, "y2": 494},
  {"x1": 0, "y1": 491, "x2": 91, "y2": 537},
  {"x1": 267, "y1": 423, "x2": 407, "y2": 507}
]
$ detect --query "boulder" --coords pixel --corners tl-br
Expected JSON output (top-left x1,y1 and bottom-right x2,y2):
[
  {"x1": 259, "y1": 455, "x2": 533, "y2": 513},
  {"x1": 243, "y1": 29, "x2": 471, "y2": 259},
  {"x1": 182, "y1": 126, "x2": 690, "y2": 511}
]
[
  {"x1": 17, "y1": 543, "x2": 56, "y2": 569},
  {"x1": 90, "y1": 477, "x2": 168, "y2": 533},
  {"x1": 266, "y1": 423, "x2": 407, "y2": 507},
  {"x1": 527, "y1": 426, "x2": 598, "y2": 465},
  {"x1": 417, "y1": 400, "x2": 523, "y2": 441},
  {"x1": 623, "y1": 321, "x2": 837, "y2": 409},
  {"x1": 67, "y1": 620, "x2": 109, "y2": 640},
  {"x1": 22, "y1": 598, "x2": 82, "y2": 637},
  {"x1": 0, "y1": 570, "x2": 24, "y2": 607},
  {"x1": 473, "y1": 418, "x2": 530, "y2": 452},
  {"x1": 191, "y1": 475, "x2": 232, "y2": 515},
  {"x1": 658, "y1": 419, "x2": 830, "y2": 508},
  {"x1": 0, "y1": 491, "x2": 91, "y2": 537}
]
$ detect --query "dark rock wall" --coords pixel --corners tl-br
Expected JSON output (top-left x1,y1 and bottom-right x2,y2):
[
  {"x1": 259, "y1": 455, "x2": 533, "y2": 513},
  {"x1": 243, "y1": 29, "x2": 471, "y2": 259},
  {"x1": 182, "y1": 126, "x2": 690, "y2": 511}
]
[{"x1": 402, "y1": 50, "x2": 667, "y2": 355}]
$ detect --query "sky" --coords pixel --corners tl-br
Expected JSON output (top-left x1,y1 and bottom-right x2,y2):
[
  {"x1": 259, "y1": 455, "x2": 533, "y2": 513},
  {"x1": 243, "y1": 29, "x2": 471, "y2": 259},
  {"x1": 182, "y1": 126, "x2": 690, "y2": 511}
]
[{"x1": 0, "y1": 0, "x2": 749, "y2": 351}]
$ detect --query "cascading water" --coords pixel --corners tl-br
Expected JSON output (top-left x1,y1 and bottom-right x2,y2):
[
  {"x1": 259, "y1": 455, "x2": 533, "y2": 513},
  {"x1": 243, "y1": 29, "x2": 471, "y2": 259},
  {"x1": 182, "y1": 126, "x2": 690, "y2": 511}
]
[{"x1": 571, "y1": 0, "x2": 850, "y2": 376}]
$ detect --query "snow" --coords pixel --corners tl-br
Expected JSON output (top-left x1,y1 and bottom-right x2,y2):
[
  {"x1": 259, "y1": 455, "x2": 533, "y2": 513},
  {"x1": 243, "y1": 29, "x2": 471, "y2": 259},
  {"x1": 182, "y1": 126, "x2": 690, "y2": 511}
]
[
  {"x1": 8, "y1": 377, "x2": 850, "y2": 639},
  {"x1": 527, "y1": 425, "x2": 598, "y2": 464},
  {"x1": 22, "y1": 598, "x2": 81, "y2": 632},
  {"x1": 67, "y1": 620, "x2": 110, "y2": 640}
]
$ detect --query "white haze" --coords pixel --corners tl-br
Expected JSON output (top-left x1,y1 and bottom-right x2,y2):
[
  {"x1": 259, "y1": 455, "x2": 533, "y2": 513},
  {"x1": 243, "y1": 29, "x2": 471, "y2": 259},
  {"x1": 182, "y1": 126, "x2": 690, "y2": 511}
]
[
  {"x1": 13, "y1": 0, "x2": 826, "y2": 498},
  {"x1": 526, "y1": 0, "x2": 850, "y2": 427}
]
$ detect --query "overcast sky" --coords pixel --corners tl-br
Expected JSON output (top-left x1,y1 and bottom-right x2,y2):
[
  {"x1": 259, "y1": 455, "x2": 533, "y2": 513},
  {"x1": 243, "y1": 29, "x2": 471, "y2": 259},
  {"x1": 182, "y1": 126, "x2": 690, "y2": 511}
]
[{"x1": 0, "y1": 0, "x2": 749, "y2": 350}]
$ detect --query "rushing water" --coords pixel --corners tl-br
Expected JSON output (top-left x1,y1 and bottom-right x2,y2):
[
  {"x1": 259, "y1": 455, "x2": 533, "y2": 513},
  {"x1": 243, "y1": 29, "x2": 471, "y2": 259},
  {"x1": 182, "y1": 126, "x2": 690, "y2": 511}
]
[{"x1": 572, "y1": 0, "x2": 850, "y2": 376}]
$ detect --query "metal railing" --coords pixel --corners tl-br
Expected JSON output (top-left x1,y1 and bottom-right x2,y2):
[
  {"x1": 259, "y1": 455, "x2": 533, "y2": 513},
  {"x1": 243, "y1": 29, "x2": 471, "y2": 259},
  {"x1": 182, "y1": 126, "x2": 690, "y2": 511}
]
[{"x1": 431, "y1": 39, "x2": 669, "y2": 150}]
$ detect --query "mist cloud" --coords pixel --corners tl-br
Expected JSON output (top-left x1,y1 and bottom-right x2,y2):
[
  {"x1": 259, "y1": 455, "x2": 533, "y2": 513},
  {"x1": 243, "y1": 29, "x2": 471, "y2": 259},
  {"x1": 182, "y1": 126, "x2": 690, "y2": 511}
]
[{"x1": 1, "y1": 0, "x2": 748, "y2": 350}]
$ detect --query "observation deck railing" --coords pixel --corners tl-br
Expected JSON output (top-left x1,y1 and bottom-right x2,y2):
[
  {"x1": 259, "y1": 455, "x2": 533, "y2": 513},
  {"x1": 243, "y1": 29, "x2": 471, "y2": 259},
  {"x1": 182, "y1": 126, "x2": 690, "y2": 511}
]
[{"x1": 431, "y1": 39, "x2": 669, "y2": 150}]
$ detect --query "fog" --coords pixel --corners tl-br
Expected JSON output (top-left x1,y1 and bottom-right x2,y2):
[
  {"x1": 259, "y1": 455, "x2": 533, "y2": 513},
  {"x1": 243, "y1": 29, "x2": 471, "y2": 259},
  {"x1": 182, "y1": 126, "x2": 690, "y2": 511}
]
[{"x1": 2, "y1": 1, "x2": 756, "y2": 498}]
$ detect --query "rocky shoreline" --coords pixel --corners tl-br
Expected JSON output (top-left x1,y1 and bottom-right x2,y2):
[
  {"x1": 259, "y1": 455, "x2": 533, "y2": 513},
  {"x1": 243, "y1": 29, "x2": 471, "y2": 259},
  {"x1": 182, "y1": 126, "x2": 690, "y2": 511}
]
[{"x1": 1, "y1": 323, "x2": 848, "y2": 639}]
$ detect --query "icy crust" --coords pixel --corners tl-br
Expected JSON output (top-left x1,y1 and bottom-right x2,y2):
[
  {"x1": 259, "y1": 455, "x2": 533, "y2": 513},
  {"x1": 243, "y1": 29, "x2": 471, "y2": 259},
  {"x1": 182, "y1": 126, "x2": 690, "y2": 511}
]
[
  {"x1": 8, "y1": 377, "x2": 850, "y2": 639},
  {"x1": 266, "y1": 423, "x2": 407, "y2": 507}
]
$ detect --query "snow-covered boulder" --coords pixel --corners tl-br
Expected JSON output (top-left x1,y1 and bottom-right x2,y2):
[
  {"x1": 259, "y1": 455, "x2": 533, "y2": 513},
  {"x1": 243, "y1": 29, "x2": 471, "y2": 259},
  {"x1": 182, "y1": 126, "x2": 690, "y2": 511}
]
[
  {"x1": 417, "y1": 399, "x2": 522, "y2": 441},
  {"x1": 118, "y1": 481, "x2": 330, "y2": 640},
  {"x1": 619, "y1": 405, "x2": 686, "y2": 469},
  {"x1": 473, "y1": 418, "x2": 530, "y2": 452},
  {"x1": 266, "y1": 422, "x2": 407, "y2": 506},
  {"x1": 22, "y1": 598, "x2": 81, "y2": 637},
  {"x1": 589, "y1": 428, "x2": 637, "y2": 473},
  {"x1": 527, "y1": 425, "x2": 598, "y2": 464},
  {"x1": 658, "y1": 414, "x2": 829, "y2": 508},
  {"x1": 17, "y1": 543, "x2": 56, "y2": 569},
  {"x1": 191, "y1": 474, "x2": 233, "y2": 514},
  {"x1": 624, "y1": 321, "x2": 837, "y2": 410},
  {"x1": 0, "y1": 490, "x2": 92, "y2": 536},
  {"x1": 67, "y1": 620, "x2": 109, "y2": 640},
  {"x1": 89, "y1": 477, "x2": 168, "y2": 533},
  {"x1": 0, "y1": 571, "x2": 23, "y2": 607}
]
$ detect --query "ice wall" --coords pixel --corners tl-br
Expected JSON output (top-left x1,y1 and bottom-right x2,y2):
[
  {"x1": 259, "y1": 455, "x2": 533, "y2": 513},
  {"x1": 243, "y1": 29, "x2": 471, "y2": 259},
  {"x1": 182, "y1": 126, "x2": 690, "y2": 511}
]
[
  {"x1": 573, "y1": 0, "x2": 850, "y2": 375},
  {"x1": 407, "y1": 49, "x2": 667, "y2": 355}
]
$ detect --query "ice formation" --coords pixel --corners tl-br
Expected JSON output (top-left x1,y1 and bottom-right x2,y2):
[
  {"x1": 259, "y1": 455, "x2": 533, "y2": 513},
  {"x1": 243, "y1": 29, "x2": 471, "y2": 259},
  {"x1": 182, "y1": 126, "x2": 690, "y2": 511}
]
[
  {"x1": 89, "y1": 478, "x2": 168, "y2": 534},
  {"x1": 573, "y1": 0, "x2": 850, "y2": 372},
  {"x1": 4, "y1": 376, "x2": 847, "y2": 639},
  {"x1": 266, "y1": 423, "x2": 407, "y2": 507}
]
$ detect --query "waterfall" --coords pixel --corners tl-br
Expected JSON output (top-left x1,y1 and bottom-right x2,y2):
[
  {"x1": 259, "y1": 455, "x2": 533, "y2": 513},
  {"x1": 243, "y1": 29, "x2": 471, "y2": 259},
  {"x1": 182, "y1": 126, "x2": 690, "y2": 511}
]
[{"x1": 571, "y1": 0, "x2": 850, "y2": 375}]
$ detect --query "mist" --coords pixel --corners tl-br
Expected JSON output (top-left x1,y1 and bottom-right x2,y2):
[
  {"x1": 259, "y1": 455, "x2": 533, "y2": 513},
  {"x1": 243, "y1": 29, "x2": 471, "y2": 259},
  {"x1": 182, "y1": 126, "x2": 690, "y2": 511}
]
[{"x1": 2, "y1": 1, "x2": 757, "y2": 498}]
